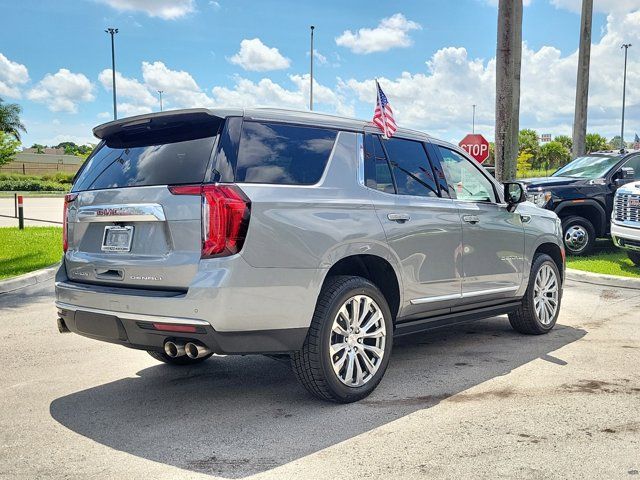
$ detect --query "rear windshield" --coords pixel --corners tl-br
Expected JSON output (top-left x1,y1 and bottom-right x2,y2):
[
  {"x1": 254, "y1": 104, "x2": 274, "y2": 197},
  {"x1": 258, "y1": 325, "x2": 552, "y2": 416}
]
[
  {"x1": 235, "y1": 121, "x2": 337, "y2": 185},
  {"x1": 72, "y1": 122, "x2": 218, "y2": 192}
]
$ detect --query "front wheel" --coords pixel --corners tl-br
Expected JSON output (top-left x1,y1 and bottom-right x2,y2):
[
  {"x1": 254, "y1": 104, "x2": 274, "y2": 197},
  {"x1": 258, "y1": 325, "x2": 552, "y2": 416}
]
[
  {"x1": 561, "y1": 216, "x2": 595, "y2": 256},
  {"x1": 291, "y1": 276, "x2": 393, "y2": 403},
  {"x1": 626, "y1": 250, "x2": 640, "y2": 267},
  {"x1": 509, "y1": 253, "x2": 562, "y2": 335}
]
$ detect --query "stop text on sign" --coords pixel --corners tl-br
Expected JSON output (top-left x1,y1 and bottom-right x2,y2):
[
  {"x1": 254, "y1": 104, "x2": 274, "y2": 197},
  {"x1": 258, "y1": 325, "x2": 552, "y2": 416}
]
[{"x1": 459, "y1": 134, "x2": 490, "y2": 164}]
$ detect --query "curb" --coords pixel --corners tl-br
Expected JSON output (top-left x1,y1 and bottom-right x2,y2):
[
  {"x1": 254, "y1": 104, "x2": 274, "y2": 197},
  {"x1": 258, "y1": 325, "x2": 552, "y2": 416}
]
[
  {"x1": 566, "y1": 268, "x2": 640, "y2": 290},
  {"x1": 0, "y1": 263, "x2": 60, "y2": 294}
]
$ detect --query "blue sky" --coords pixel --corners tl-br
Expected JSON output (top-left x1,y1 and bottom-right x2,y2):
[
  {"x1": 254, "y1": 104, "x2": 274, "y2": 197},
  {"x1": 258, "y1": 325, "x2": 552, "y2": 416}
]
[{"x1": 0, "y1": 0, "x2": 638, "y2": 147}]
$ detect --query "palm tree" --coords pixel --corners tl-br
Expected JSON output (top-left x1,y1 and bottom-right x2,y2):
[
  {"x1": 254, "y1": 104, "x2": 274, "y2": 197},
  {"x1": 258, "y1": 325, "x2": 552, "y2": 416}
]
[
  {"x1": 0, "y1": 97, "x2": 26, "y2": 141},
  {"x1": 571, "y1": 0, "x2": 593, "y2": 159}
]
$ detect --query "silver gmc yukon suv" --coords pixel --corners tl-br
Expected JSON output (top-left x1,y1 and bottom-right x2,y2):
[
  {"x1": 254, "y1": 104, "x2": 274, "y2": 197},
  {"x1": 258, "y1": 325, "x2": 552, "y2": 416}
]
[{"x1": 55, "y1": 108, "x2": 565, "y2": 403}]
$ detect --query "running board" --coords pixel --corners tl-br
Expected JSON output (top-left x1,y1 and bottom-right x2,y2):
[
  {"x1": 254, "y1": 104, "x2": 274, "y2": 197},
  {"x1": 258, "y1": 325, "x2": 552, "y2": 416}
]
[{"x1": 393, "y1": 300, "x2": 522, "y2": 337}]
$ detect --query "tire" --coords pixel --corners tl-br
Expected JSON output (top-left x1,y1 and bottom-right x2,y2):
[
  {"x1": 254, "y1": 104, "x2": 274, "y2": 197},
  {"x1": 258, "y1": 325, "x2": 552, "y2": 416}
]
[
  {"x1": 509, "y1": 253, "x2": 562, "y2": 335},
  {"x1": 561, "y1": 216, "x2": 596, "y2": 256},
  {"x1": 628, "y1": 251, "x2": 640, "y2": 267},
  {"x1": 291, "y1": 275, "x2": 393, "y2": 403},
  {"x1": 147, "y1": 350, "x2": 213, "y2": 365}
]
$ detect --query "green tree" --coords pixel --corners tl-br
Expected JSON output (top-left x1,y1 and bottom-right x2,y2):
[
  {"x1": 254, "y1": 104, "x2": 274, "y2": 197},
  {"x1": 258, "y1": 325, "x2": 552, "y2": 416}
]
[
  {"x1": 519, "y1": 129, "x2": 540, "y2": 155},
  {"x1": 516, "y1": 150, "x2": 533, "y2": 178},
  {"x1": 31, "y1": 143, "x2": 46, "y2": 154},
  {"x1": 554, "y1": 135, "x2": 572, "y2": 152},
  {"x1": 609, "y1": 135, "x2": 624, "y2": 149},
  {"x1": 539, "y1": 141, "x2": 570, "y2": 170},
  {"x1": 0, "y1": 97, "x2": 26, "y2": 141},
  {"x1": 0, "y1": 131, "x2": 20, "y2": 166},
  {"x1": 585, "y1": 133, "x2": 608, "y2": 152}
]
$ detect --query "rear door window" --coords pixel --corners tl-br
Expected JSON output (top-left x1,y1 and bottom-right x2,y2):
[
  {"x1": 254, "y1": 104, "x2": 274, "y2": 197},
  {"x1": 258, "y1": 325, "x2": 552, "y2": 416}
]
[
  {"x1": 235, "y1": 122, "x2": 337, "y2": 185},
  {"x1": 382, "y1": 137, "x2": 440, "y2": 197},
  {"x1": 364, "y1": 134, "x2": 395, "y2": 193}
]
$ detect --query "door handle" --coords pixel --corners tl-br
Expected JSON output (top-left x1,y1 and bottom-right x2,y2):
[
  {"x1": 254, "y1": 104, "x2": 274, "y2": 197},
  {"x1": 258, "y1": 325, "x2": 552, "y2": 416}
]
[
  {"x1": 387, "y1": 213, "x2": 411, "y2": 223},
  {"x1": 462, "y1": 215, "x2": 480, "y2": 224}
]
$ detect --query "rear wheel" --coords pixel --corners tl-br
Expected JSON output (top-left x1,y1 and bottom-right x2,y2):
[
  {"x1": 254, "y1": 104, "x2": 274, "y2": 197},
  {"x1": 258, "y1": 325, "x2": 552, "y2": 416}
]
[
  {"x1": 561, "y1": 216, "x2": 595, "y2": 256},
  {"x1": 509, "y1": 253, "x2": 562, "y2": 335},
  {"x1": 147, "y1": 350, "x2": 213, "y2": 365},
  {"x1": 291, "y1": 276, "x2": 393, "y2": 403},
  {"x1": 628, "y1": 251, "x2": 640, "y2": 267}
]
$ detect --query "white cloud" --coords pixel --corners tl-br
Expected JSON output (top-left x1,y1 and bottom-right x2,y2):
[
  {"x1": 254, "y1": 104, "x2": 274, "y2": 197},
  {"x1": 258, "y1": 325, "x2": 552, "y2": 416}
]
[
  {"x1": 211, "y1": 74, "x2": 354, "y2": 117},
  {"x1": 335, "y1": 13, "x2": 421, "y2": 54},
  {"x1": 229, "y1": 38, "x2": 291, "y2": 71},
  {"x1": 27, "y1": 69, "x2": 94, "y2": 113},
  {"x1": 99, "y1": 68, "x2": 157, "y2": 116},
  {"x1": 550, "y1": 0, "x2": 639, "y2": 14},
  {"x1": 97, "y1": 0, "x2": 195, "y2": 19},
  {"x1": 307, "y1": 49, "x2": 328, "y2": 65},
  {"x1": 0, "y1": 53, "x2": 29, "y2": 98},
  {"x1": 341, "y1": 8, "x2": 640, "y2": 142}
]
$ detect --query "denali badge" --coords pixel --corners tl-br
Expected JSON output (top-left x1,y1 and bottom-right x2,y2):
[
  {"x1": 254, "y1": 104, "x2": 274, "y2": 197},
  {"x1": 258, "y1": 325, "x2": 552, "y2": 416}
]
[{"x1": 130, "y1": 275, "x2": 163, "y2": 281}]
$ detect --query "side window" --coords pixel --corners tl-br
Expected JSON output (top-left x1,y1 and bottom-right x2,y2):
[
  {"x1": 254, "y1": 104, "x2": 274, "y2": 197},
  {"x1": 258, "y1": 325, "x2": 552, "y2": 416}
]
[
  {"x1": 382, "y1": 137, "x2": 439, "y2": 197},
  {"x1": 622, "y1": 156, "x2": 640, "y2": 180},
  {"x1": 438, "y1": 146, "x2": 496, "y2": 203},
  {"x1": 364, "y1": 134, "x2": 395, "y2": 193},
  {"x1": 235, "y1": 122, "x2": 337, "y2": 185}
]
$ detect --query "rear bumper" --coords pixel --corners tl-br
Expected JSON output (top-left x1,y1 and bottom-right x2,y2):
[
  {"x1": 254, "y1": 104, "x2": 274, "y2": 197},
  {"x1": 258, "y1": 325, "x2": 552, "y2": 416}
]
[
  {"x1": 56, "y1": 302, "x2": 307, "y2": 354},
  {"x1": 611, "y1": 221, "x2": 640, "y2": 252}
]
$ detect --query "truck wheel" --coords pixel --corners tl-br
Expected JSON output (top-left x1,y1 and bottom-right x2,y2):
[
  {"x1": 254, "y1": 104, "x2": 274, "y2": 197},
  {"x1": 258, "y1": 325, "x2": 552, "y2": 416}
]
[
  {"x1": 509, "y1": 253, "x2": 562, "y2": 335},
  {"x1": 628, "y1": 251, "x2": 640, "y2": 267},
  {"x1": 561, "y1": 216, "x2": 595, "y2": 256},
  {"x1": 147, "y1": 350, "x2": 213, "y2": 365},
  {"x1": 291, "y1": 276, "x2": 393, "y2": 403}
]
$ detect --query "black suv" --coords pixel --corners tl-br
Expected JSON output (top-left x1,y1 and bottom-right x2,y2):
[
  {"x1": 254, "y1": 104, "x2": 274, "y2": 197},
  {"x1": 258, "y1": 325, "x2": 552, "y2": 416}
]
[{"x1": 521, "y1": 151, "x2": 640, "y2": 255}]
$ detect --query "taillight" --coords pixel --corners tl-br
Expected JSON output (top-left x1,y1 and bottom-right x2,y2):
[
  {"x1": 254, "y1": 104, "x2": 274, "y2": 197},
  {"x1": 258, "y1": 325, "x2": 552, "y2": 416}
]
[
  {"x1": 62, "y1": 193, "x2": 77, "y2": 252},
  {"x1": 169, "y1": 184, "x2": 251, "y2": 258}
]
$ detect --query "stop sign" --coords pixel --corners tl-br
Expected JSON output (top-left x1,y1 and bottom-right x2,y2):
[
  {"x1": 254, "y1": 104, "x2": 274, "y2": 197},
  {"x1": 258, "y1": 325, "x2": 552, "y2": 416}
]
[{"x1": 459, "y1": 134, "x2": 490, "y2": 164}]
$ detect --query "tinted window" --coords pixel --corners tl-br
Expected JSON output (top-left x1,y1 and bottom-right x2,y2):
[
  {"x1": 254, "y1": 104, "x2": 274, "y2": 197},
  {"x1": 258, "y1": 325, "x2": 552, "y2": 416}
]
[
  {"x1": 621, "y1": 156, "x2": 640, "y2": 180},
  {"x1": 73, "y1": 136, "x2": 216, "y2": 192},
  {"x1": 235, "y1": 122, "x2": 336, "y2": 185},
  {"x1": 438, "y1": 147, "x2": 496, "y2": 202},
  {"x1": 364, "y1": 134, "x2": 395, "y2": 193},
  {"x1": 382, "y1": 137, "x2": 439, "y2": 197}
]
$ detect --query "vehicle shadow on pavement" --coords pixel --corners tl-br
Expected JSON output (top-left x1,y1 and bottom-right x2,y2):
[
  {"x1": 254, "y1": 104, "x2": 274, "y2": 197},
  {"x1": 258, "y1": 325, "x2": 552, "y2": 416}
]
[{"x1": 50, "y1": 318, "x2": 585, "y2": 479}]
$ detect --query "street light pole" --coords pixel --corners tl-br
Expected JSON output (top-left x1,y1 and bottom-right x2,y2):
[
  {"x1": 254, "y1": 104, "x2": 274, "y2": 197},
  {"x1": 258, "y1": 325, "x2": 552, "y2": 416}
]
[
  {"x1": 105, "y1": 27, "x2": 118, "y2": 120},
  {"x1": 158, "y1": 90, "x2": 163, "y2": 112},
  {"x1": 472, "y1": 104, "x2": 476, "y2": 134},
  {"x1": 310, "y1": 25, "x2": 314, "y2": 111},
  {"x1": 620, "y1": 43, "x2": 632, "y2": 152}
]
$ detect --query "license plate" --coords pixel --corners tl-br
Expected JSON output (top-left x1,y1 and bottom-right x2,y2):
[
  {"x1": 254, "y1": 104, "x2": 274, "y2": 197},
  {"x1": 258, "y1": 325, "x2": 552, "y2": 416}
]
[
  {"x1": 629, "y1": 198, "x2": 640, "y2": 207},
  {"x1": 101, "y1": 226, "x2": 134, "y2": 252}
]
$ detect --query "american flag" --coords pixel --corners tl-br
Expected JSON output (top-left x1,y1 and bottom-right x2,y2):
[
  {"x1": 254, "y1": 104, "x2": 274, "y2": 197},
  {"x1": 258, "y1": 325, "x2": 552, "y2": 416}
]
[
  {"x1": 372, "y1": 80, "x2": 397, "y2": 138},
  {"x1": 634, "y1": 133, "x2": 640, "y2": 150}
]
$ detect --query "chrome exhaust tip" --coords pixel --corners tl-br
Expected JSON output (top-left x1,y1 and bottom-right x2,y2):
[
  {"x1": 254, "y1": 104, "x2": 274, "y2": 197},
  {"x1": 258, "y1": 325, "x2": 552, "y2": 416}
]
[
  {"x1": 164, "y1": 341, "x2": 185, "y2": 358},
  {"x1": 185, "y1": 342, "x2": 211, "y2": 359}
]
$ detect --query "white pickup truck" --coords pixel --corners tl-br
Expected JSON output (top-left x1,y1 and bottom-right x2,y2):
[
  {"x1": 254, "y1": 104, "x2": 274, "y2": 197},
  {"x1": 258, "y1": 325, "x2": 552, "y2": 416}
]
[{"x1": 612, "y1": 181, "x2": 640, "y2": 266}]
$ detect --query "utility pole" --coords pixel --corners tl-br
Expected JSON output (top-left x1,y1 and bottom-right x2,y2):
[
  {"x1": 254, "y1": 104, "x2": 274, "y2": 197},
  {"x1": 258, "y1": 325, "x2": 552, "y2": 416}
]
[
  {"x1": 310, "y1": 25, "x2": 315, "y2": 111},
  {"x1": 472, "y1": 104, "x2": 476, "y2": 134},
  {"x1": 158, "y1": 90, "x2": 163, "y2": 112},
  {"x1": 495, "y1": 0, "x2": 522, "y2": 182},
  {"x1": 105, "y1": 27, "x2": 118, "y2": 120},
  {"x1": 620, "y1": 43, "x2": 632, "y2": 152},
  {"x1": 571, "y1": 0, "x2": 593, "y2": 159}
]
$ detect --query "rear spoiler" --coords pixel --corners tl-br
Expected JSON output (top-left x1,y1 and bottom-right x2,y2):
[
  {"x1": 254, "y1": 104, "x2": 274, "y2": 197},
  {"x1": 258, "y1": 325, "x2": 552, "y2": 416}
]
[{"x1": 92, "y1": 108, "x2": 240, "y2": 140}]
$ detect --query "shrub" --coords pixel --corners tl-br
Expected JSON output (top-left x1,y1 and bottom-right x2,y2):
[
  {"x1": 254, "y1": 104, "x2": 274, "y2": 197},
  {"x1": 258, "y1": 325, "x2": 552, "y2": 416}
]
[
  {"x1": 40, "y1": 172, "x2": 75, "y2": 184},
  {"x1": 0, "y1": 179, "x2": 69, "y2": 191}
]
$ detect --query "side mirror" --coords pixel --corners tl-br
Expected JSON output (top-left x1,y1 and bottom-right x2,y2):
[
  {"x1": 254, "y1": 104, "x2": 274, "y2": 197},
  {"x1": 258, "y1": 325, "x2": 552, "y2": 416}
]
[
  {"x1": 504, "y1": 182, "x2": 525, "y2": 211},
  {"x1": 615, "y1": 167, "x2": 635, "y2": 186}
]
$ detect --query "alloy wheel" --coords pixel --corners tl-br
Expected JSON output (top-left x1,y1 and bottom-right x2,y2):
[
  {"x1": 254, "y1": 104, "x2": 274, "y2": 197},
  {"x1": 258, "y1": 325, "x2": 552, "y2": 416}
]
[
  {"x1": 329, "y1": 295, "x2": 386, "y2": 387},
  {"x1": 533, "y1": 264, "x2": 559, "y2": 325}
]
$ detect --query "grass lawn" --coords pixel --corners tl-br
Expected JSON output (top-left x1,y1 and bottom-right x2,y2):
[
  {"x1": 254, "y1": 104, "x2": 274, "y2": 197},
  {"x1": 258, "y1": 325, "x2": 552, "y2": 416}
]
[
  {"x1": 567, "y1": 240, "x2": 640, "y2": 278},
  {"x1": 0, "y1": 227, "x2": 62, "y2": 280}
]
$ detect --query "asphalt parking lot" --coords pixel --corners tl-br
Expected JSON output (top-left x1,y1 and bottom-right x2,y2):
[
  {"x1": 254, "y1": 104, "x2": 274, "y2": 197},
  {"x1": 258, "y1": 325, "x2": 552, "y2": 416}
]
[{"x1": 1, "y1": 278, "x2": 639, "y2": 479}]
